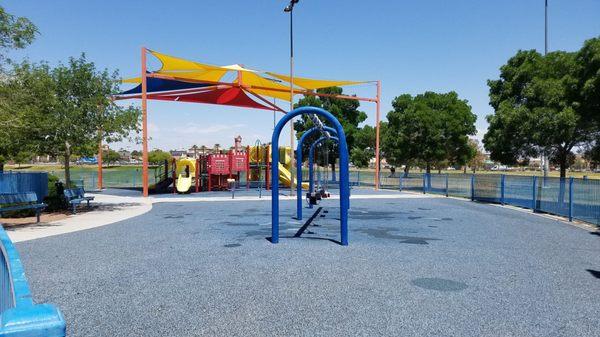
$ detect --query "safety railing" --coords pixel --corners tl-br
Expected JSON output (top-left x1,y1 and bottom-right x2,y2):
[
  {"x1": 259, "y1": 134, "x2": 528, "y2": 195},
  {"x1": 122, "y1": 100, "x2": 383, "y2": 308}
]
[
  {"x1": 0, "y1": 226, "x2": 65, "y2": 336},
  {"x1": 376, "y1": 172, "x2": 600, "y2": 226}
]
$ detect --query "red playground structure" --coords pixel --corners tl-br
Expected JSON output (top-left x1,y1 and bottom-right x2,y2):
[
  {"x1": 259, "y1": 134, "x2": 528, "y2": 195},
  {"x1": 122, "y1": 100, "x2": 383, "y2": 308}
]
[{"x1": 203, "y1": 151, "x2": 249, "y2": 191}]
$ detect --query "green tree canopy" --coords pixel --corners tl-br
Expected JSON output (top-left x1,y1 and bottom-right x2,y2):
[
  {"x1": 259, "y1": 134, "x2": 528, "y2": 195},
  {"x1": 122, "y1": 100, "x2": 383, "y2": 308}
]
[
  {"x1": 0, "y1": 55, "x2": 141, "y2": 186},
  {"x1": 294, "y1": 87, "x2": 368, "y2": 173},
  {"x1": 103, "y1": 149, "x2": 121, "y2": 167},
  {"x1": 382, "y1": 91, "x2": 477, "y2": 173},
  {"x1": 0, "y1": 5, "x2": 37, "y2": 65},
  {"x1": 148, "y1": 150, "x2": 172, "y2": 164},
  {"x1": 483, "y1": 38, "x2": 600, "y2": 178}
]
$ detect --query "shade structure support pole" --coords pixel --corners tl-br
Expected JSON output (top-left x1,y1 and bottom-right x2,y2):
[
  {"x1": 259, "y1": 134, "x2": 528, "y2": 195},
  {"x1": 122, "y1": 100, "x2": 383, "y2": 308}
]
[
  {"x1": 374, "y1": 80, "x2": 381, "y2": 190},
  {"x1": 97, "y1": 130, "x2": 103, "y2": 190},
  {"x1": 141, "y1": 47, "x2": 149, "y2": 197}
]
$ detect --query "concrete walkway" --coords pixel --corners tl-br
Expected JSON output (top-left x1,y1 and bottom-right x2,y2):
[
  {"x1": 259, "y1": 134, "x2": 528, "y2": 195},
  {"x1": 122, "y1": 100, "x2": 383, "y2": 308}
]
[{"x1": 6, "y1": 188, "x2": 429, "y2": 242}]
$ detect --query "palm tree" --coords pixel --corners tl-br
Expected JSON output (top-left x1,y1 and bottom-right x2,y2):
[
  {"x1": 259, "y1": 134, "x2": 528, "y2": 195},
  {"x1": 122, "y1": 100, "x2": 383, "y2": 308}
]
[
  {"x1": 214, "y1": 143, "x2": 220, "y2": 153},
  {"x1": 191, "y1": 144, "x2": 199, "y2": 158},
  {"x1": 200, "y1": 145, "x2": 207, "y2": 156}
]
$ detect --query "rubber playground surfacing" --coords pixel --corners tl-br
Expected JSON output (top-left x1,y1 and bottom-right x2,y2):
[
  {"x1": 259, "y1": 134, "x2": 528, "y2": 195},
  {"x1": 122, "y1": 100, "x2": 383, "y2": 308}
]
[{"x1": 14, "y1": 188, "x2": 600, "y2": 336}]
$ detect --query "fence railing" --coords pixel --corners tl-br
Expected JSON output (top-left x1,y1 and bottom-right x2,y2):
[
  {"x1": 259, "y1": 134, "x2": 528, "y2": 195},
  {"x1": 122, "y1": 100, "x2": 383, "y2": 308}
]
[
  {"x1": 0, "y1": 226, "x2": 65, "y2": 336},
  {"x1": 0, "y1": 172, "x2": 48, "y2": 202},
  {"x1": 376, "y1": 173, "x2": 600, "y2": 226}
]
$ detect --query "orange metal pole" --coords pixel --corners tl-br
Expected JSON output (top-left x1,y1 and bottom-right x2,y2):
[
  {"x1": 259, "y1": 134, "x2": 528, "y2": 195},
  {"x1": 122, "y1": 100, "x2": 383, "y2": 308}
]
[
  {"x1": 374, "y1": 80, "x2": 381, "y2": 190},
  {"x1": 97, "y1": 130, "x2": 103, "y2": 190},
  {"x1": 141, "y1": 47, "x2": 149, "y2": 197}
]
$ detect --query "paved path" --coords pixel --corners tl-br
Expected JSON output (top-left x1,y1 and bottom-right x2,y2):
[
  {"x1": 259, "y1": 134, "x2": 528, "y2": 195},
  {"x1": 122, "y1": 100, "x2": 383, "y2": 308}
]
[
  {"x1": 6, "y1": 188, "x2": 426, "y2": 242},
  {"x1": 15, "y1": 193, "x2": 600, "y2": 336}
]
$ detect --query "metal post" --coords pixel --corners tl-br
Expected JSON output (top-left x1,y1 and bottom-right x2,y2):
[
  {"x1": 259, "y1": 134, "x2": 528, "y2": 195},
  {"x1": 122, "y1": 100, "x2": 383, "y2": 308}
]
[
  {"x1": 399, "y1": 174, "x2": 403, "y2": 191},
  {"x1": 532, "y1": 176, "x2": 538, "y2": 211},
  {"x1": 445, "y1": 173, "x2": 449, "y2": 197},
  {"x1": 357, "y1": 170, "x2": 360, "y2": 187},
  {"x1": 287, "y1": 2, "x2": 296, "y2": 198},
  {"x1": 422, "y1": 173, "x2": 426, "y2": 194},
  {"x1": 97, "y1": 131, "x2": 103, "y2": 190},
  {"x1": 374, "y1": 80, "x2": 381, "y2": 189},
  {"x1": 568, "y1": 177, "x2": 573, "y2": 221},
  {"x1": 500, "y1": 174, "x2": 505, "y2": 205},
  {"x1": 141, "y1": 47, "x2": 149, "y2": 197},
  {"x1": 470, "y1": 174, "x2": 475, "y2": 201}
]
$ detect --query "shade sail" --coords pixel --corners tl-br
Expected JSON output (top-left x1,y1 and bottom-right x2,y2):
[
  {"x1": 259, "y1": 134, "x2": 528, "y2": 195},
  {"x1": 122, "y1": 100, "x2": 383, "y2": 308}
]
[
  {"x1": 147, "y1": 87, "x2": 273, "y2": 110},
  {"x1": 117, "y1": 49, "x2": 367, "y2": 109},
  {"x1": 266, "y1": 72, "x2": 365, "y2": 90},
  {"x1": 119, "y1": 76, "x2": 213, "y2": 95}
]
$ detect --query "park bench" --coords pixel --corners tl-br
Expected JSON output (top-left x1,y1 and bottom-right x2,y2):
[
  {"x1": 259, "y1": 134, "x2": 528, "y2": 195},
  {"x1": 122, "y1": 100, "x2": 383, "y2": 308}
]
[
  {"x1": 64, "y1": 187, "x2": 94, "y2": 214},
  {"x1": 0, "y1": 192, "x2": 47, "y2": 223}
]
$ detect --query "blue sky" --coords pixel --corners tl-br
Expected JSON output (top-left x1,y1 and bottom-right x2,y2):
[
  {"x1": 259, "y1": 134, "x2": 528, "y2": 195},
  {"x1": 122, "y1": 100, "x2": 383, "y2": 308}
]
[{"x1": 5, "y1": 0, "x2": 600, "y2": 152}]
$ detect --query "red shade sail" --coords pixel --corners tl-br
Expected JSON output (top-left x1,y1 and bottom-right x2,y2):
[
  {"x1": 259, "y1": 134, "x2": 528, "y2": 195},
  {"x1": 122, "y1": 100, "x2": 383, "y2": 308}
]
[{"x1": 143, "y1": 87, "x2": 274, "y2": 110}]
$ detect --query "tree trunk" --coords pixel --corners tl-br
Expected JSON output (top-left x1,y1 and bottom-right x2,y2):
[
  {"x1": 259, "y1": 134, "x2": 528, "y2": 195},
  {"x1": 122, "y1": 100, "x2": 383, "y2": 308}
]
[
  {"x1": 426, "y1": 162, "x2": 431, "y2": 174},
  {"x1": 559, "y1": 160, "x2": 567, "y2": 179},
  {"x1": 64, "y1": 141, "x2": 72, "y2": 188},
  {"x1": 463, "y1": 166, "x2": 467, "y2": 174},
  {"x1": 331, "y1": 161, "x2": 336, "y2": 182},
  {"x1": 403, "y1": 165, "x2": 409, "y2": 177}
]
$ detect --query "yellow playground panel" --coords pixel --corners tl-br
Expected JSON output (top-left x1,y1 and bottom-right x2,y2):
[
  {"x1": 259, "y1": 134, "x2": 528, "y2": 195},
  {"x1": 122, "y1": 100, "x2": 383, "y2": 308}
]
[{"x1": 247, "y1": 145, "x2": 308, "y2": 189}]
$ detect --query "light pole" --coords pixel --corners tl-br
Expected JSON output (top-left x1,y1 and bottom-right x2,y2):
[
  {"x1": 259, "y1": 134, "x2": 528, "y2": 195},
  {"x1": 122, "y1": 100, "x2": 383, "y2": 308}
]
[
  {"x1": 542, "y1": 0, "x2": 549, "y2": 177},
  {"x1": 284, "y1": 0, "x2": 299, "y2": 196}
]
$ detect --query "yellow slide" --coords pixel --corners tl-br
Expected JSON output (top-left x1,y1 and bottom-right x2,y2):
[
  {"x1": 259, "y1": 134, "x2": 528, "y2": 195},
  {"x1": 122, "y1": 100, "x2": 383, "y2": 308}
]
[
  {"x1": 175, "y1": 157, "x2": 196, "y2": 193},
  {"x1": 278, "y1": 163, "x2": 309, "y2": 190},
  {"x1": 176, "y1": 175, "x2": 192, "y2": 193}
]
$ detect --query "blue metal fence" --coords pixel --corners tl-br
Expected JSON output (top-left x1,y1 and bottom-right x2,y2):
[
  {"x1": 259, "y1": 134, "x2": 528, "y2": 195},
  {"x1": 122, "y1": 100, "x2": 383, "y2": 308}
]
[
  {"x1": 0, "y1": 226, "x2": 65, "y2": 336},
  {"x1": 375, "y1": 172, "x2": 600, "y2": 226},
  {"x1": 0, "y1": 173, "x2": 48, "y2": 202}
]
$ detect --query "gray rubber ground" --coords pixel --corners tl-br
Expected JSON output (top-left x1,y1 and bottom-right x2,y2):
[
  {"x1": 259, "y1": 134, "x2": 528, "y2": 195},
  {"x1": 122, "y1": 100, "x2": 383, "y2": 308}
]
[{"x1": 16, "y1": 190, "x2": 600, "y2": 336}]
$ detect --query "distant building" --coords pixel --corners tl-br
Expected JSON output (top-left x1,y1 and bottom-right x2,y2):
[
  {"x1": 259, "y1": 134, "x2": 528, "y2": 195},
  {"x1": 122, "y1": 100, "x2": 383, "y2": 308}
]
[
  {"x1": 170, "y1": 150, "x2": 187, "y2": 159},
  {"x1": 118, "y1": 149, "x2": 131, "y2": 162}
]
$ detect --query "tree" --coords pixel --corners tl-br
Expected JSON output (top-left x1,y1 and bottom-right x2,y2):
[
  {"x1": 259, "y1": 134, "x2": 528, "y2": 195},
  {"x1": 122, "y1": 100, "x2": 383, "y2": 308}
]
[
  {"x1": 131, "y1": 150, "x2": 141, "y2": 159},
  {"x1": 0, "y1": 6, "x2": 37, "y2": 65},
  {"x1": 0, "y1": 55, "x2": 140, "y2": 187},
  {"x1": 483, "y1": 45, "x2": 598, "y2": 178},
  {"x1": 349, "y1": 125, "x2": 378, "y2": 168},
  {"x1": 467, "y1": 139, "x2": 486, "y2": 173},
  {"x1": 148, "y1": 150, "x2": 171, "y2": 165},
  {"x1": 103, "y1": 149, "x2": 120, "y2": 167},
  {"x1": 0, "y1": 6, "x2": 37, "y2": 161},
  {"x1": 294, "y1": 87, "x2": 367, "y2": 176},
  {"x1": 13, "y1": 150, "x2": 32, "y2": 167},
  {"x1": 382, "y1": 92, "x2": 477, "y2": 173},
  {"x1": 578, "y1": 38, "x2": 600, "y2": 163}
]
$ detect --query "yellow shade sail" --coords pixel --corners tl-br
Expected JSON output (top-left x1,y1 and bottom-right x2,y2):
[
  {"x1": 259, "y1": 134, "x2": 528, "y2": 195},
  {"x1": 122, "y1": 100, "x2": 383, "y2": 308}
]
[
  {"x1": 266, "y1": 72, "x2": 366, "y2": 90},
  {"x1": 150, "y1": 50, "x2": 229, "y2": 83},
  {"x1": 122, "y1": 77, "x2": 141, "y2": 84},
  {"x1": 120, "y1": 50, "x2": 367, "y2": 103},
  {"x1": 237, "y1": 71, "x2": 292, "y2": 101}
]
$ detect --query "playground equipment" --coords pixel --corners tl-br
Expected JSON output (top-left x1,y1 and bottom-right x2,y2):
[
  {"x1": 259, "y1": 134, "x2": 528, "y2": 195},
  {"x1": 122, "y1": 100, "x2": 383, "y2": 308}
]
[
  {"x1": 174, "y1": 157, "x2": 195, "y2": 193},
  {"x1": 307, "y1": 137, "x2": 339, "y2": 211},
  {"x1": 295, "y1": 125, "x2": 338, "y2": 214},
  {"x1": 0, "y1": 226, "x2": 66, "y2": 336},
  {"x1": 112, "y1": 49, "x2": 381, "y2": 196},
  {"x1": 271, "y1": 106, "x2": 350, "y2": 246}
]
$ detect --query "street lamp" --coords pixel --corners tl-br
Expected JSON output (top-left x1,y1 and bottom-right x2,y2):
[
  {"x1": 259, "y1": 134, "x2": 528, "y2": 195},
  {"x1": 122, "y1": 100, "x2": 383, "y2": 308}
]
[{"x1": 284, "y1": 0, "x2": 299, "y2": 196}]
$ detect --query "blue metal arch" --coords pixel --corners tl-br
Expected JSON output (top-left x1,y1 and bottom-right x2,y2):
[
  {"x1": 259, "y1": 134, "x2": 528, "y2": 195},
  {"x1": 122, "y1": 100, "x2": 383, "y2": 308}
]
[
  {"x1": 271, "y1": 106, "x2": 350, "y2": 246},
  {"x1": 296, "y1": 126, "x2": 338, "y2": 219}
]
